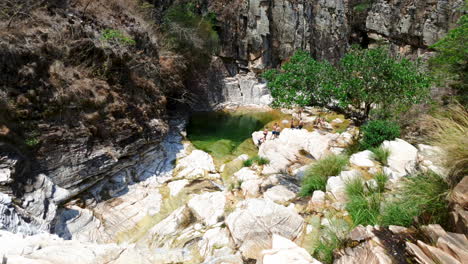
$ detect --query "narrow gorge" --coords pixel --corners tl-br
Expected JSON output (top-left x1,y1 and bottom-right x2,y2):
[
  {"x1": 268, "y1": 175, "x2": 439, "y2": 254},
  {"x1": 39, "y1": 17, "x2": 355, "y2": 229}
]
[{"x1": 0, "y1": 0, "x2": 467, "y2": 264}]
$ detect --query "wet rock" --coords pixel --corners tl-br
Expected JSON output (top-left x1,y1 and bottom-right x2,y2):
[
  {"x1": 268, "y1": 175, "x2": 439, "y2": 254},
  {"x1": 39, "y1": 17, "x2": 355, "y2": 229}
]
[{"x1": 226, "y1": 198, "x2": 304, "y2": 260}]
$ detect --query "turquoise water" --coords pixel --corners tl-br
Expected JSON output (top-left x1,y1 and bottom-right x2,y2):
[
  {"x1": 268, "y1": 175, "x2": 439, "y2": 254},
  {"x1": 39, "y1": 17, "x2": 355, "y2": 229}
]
[{"x1": 187, "y1": 111, "x2": 279, "y2": 163}]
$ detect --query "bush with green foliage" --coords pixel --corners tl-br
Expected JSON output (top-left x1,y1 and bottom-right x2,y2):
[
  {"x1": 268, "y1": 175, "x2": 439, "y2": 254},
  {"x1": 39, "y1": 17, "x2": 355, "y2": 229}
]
[
  {"x1": 163, "y1": 2, "x2": 219, "y2": 61},
  {"x1": 101, "y1": 29, "x2": 136, "y2": 45},
  {"x1": 262, "y1": 50, "x2": 336, "y2": 107},
  {"x1": 300, "y1": 154, "x2": 349, "y2": 196},
  {"x1": 264, "y1": 47, "x2": 431, "y2": 121},
  {"x1": 430, "y1": 13, "x2": 467, "y2": 105},
  {"x1": 243, "y1": 159, "x2": 253, "y2": 167},
  {"x1": 371, "y1": 146, "x2": 391, "y2": 166},
  {"x1": 360, "y1": 120, "x2": 400, "y2": 149}
]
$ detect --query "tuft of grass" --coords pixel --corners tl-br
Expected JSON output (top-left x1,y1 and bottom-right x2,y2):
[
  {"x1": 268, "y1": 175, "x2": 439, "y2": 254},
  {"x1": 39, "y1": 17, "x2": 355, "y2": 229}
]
[
  {"x1": 373, "y1": 172, "x2": 389, "y2": 193},
  {"x1": 371, "y1": 146, "x2": 391, "y2": 166},
  {"x1": 345, "y1": 177, "x2": 382, "y2": 226},
  {"x1": 425, "y1": 104, "x2": 468, "y2": 186},
  {"x1": 256, "y1": 156, "x2": 270, "y2": 165},
  {"x1": 25, "y1": 137, "x2": 40, "y2": 147},
  {"x1": 300, "y1": 154, "x2": 349, "y2": 196},
  {"x1": 243, "y1": 158, "x2": 253, "y2": 167},
  {"x1": 380, "y1": 171, "x2": 450, "y2": 227},
  {"x1": 101, "y1": 29, "x2": 136, "y2": 45},
  {"x1": 313, "y1": 216, "x2": 351, "y2": 264}
]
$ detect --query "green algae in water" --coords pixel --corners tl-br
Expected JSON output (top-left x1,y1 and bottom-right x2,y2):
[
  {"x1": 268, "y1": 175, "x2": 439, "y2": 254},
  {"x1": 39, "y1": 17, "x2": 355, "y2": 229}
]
[{"x1": 187, "y1": 111, "x2": 279, "y2": 164}]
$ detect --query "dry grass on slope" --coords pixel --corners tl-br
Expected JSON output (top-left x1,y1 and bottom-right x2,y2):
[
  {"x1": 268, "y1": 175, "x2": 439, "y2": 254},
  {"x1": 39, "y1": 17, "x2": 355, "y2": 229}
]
[{"x1": 425, "y1": 104, "x2": 468, "y2": 186}]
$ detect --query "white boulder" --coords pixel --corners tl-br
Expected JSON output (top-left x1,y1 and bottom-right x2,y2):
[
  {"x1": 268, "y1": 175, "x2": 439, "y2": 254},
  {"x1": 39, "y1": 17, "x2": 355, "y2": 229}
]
[
  {"x1": 257, "y1": 129, "x2": 338, "y2": 174},
  {"x1": 382, "y1": 139, "x2": 418, "y2": 177},
  {"x1": 350, "y1": 150, "x2": 375, "y2": 168},
  {"x1": 175, "y1": 150, "x2": 216, "y2": 179},
  {"x1": 263, "y1": 186, "x2": 296, "y2": 204},
  {"x1": 234, "y1": 167, "x2": 260, "y2": 181},
  {"x1": 168, "y1": 180, "x2": 190, "y2": 197},
  {"x1": 188, "y1": 192, "x2": 226, "y2": 226},
  {"x1": 326, "y1": 170, "x2": 362, "y2": 203},
  {"x1": 226, "y1": 199, "x2": 304, "y2": 260},
  {"x1": 262, "y1": 234, "x2": 322, "y2": 264}
]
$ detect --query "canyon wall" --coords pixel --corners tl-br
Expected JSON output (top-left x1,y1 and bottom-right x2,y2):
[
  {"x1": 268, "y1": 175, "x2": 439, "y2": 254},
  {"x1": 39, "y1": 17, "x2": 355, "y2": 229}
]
[{"x1": 185, "y1": 0, "x2": 464, "y2": 108}]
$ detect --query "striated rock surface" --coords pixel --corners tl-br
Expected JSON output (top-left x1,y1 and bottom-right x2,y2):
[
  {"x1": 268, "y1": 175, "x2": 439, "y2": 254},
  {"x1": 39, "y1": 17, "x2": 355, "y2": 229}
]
[
  {"x1": 226, "y1": 198, "x2": 304, "y2": 260},
  {"x1": 261, "y1": 234, "x2": 321, "y2": 264}
]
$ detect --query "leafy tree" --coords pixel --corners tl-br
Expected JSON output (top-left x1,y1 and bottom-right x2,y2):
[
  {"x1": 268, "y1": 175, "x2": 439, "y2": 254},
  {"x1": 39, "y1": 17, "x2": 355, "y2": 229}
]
[
  {"x1": 163, "y1": 3, "x2": 219, "y2": 58},
  {"x1": 430, "y1": 14, "x2": 468, "y2": 105},
  {"x1": 262, "y1": 51, "x2": 336, "y2": 108},
  {"x1": 263, "y1": 47, "x2": 432, "y2": 121},
  {"x1": 335, "y1": 46, "x2": 431, "y2": 120}
]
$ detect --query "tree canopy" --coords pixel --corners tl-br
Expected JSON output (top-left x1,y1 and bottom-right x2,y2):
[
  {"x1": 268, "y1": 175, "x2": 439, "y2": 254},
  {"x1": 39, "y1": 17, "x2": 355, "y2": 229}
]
[
  {"x1": 430, "y1": 14, "x2": 468, "y2": 105},
  {"x1": 263, "y1": 46, "x2": 432, "y2": 121}
]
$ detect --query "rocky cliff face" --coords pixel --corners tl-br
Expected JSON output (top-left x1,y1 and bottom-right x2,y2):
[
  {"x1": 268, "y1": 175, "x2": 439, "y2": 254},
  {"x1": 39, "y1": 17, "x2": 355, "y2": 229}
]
[
  {"x1": 184, "y1": 0, "x2": 464, "y2": 108},
  {"x1": 0, "y1": 0, "x2": 169, "y2": 233},
  {"x1": 205, "y1": 0, "x2": 464, "y2": 69}
]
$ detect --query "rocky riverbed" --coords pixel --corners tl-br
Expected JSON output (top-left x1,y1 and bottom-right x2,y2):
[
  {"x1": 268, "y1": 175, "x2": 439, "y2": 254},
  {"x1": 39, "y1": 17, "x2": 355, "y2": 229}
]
[{"x1": 2, "y1": 107, "x2": 466, "y2": 264}]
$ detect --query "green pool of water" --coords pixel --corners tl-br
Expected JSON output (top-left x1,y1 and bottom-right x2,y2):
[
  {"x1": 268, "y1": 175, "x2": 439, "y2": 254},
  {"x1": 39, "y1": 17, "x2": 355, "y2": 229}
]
[{"x1": 187, "y1": 110, "x2": 281, "y2": 165}]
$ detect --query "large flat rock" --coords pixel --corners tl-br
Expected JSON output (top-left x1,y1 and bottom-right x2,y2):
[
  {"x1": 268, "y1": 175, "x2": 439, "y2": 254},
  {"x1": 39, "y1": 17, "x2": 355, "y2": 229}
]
[{"x1": 226, "y1": 198, "x2": 304, "y2": 260}]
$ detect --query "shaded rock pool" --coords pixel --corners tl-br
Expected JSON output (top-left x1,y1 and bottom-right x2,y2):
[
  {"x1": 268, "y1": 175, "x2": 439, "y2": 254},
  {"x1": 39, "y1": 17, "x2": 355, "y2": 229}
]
[{"x1": 187, "y1": 110, "x2": 283, "y2": 165}]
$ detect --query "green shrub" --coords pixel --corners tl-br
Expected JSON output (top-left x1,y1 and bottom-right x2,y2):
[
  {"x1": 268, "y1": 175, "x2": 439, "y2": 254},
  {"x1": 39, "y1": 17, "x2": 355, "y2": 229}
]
[
  {"x1": 380, "y1": 172, "x2": 450, "y2": 227},
  {"x1": 361, "y1": 120, "x2": 400, "y2": 149},
  {"x1": 371, "y1": 146, "x2": 391, "y2": 166},
  {"x1": 163, "y1": 3, "x2": 219, "y2": 64},
  {"x1": 101, "y1": 29, "x2": 136, "y2": 45},
  {"x1": 300, "y1": 154, "x2": 349, "y2": 196},
  {"x1": 243, "y1": 159, "x2": 253, "y2": 167}
]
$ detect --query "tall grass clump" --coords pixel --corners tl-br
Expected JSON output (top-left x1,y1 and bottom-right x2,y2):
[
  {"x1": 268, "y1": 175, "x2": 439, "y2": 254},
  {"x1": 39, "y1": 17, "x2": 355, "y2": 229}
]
[
  {"x1": 380, "y1": 171, "x2": 450, "y2": 227},
  {"x1": 374, "y1": 172, "x2": 389, "y2": 193},
  {"x1": 371, "y1": 147, "x2": 391, "y2": 166},
  {"x1": 345, "y1": 177, "x2": 385, "y2": 226},
  {"x1": 425, "y1": 104, "x2": 468, "y2": 186},
  {"x1": 313, "y1": 217, "x2": 351, "y2": 264},
  {"x1": 300, "y1": 154, "x2": 349, "y2": 196}
]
